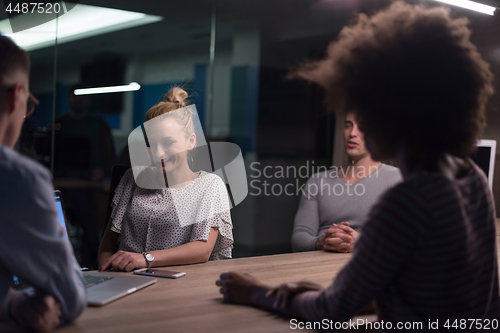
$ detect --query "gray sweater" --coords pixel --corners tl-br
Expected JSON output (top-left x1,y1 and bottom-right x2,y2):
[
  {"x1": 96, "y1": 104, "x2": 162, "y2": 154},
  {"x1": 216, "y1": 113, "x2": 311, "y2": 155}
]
[{"x1": 291, "y1": 163, "x2": 402, "y2": 252}]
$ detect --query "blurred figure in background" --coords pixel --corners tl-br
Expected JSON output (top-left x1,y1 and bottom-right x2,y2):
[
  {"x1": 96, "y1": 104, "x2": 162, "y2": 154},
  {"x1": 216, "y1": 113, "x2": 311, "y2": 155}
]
[
  {"x1": 54, "y1": 82, "x2": 116, "y2": 269},
  {"x1": 55, "y1": 82, "x2": 115, "y2": 181}
]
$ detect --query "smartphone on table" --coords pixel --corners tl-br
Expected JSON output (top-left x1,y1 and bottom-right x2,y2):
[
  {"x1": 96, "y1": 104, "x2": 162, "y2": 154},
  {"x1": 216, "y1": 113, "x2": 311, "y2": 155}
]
[{"x1": 134, "y1": 268, "x2": 186, "y2": 279}]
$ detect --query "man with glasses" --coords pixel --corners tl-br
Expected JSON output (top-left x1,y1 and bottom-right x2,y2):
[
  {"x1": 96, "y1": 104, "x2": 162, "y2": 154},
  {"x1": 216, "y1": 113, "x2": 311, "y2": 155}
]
[
  {"x1": 26, "y1": 92, "x2": 39, "y2": 118},
  {"x1": 0, "y1": 35, "x2": 86, "y2": 331}
]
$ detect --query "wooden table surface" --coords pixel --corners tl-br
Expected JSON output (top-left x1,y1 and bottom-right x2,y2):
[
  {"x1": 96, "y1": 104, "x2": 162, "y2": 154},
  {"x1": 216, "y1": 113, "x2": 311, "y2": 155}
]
[
  {"x1": 4, "y1": 220, "x2": 500, "y2": 332},
  {"x1": 59, "y1": 251, "x2": 352, "y2": 333}
]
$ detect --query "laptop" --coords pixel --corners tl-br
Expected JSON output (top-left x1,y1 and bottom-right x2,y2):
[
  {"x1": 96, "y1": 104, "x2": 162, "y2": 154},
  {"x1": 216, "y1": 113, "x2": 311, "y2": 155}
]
[
  {"x1": 54, "y1": 190, "x2": 157, "y2": 306},
  {"x1": 471, "y1": 140, "x2": 496, "y2": 190}
]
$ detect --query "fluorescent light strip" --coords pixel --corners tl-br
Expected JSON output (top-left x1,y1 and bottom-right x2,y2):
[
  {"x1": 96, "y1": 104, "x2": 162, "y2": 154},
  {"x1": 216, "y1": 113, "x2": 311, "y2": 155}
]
[
  {"x1": 433, "y1": 0, "x2": 496, "y2": 16},
  {"x1": 74, "y1": 82, "x2": 141, "y2": 95},
  {"x1": 0, "y1": 3, "x2": 163, "y2": 51}
]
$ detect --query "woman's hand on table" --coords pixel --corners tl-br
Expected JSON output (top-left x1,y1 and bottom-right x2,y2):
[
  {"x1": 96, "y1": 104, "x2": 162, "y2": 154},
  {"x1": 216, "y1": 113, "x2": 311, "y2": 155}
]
[
  {"x1": 216, "y1": 272, "x2": 271, "y2": 305},
  {"x1": 216, "y1": 273, "x2": 323, "y2": 310},
  {"x1": 99, "y1": 251, "x2": 146, "y2": 272},
  {"x1": 266, "y1": 280, "x2": 323, "y2": 308}
]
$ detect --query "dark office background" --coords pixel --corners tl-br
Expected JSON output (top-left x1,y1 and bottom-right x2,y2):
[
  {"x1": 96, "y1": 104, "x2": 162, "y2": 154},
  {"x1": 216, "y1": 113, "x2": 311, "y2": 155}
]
[{"x1": 1, "y1": 0, "x2": 499, "y2": 267}]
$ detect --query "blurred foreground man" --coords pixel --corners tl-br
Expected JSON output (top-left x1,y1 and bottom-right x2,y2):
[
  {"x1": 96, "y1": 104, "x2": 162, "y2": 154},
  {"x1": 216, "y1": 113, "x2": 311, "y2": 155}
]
[{"x1": 0, "y1": 35, "x2": 86, "y2": 331}]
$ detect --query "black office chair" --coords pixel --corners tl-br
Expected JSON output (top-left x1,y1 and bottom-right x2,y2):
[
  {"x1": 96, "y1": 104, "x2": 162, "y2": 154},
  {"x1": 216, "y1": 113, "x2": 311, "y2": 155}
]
[{"x1": 102, "y1": 164, "x2": 131, "y2": 237}]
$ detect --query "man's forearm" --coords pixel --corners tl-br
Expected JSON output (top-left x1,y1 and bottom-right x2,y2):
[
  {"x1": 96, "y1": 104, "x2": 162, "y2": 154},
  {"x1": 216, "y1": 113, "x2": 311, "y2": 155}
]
[
  {"x1": 315, "y1": 235, "x2": 326, "y2": 250},
  {"x1": 291, "y1": 230, "x2": 322, "y2": 252}
]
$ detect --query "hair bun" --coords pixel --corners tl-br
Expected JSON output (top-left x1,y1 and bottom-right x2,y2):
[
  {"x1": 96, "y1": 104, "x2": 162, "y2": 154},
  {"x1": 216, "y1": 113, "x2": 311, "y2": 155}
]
[{"x1": 164, "y1": 87, "x2": 188, "y2": 107}]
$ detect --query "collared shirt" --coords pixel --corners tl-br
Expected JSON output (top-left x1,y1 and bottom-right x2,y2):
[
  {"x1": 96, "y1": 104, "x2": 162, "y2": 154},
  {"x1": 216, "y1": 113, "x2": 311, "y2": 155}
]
[{"x1": 0, "y1": 144, "x2": 86, "y2": 323}]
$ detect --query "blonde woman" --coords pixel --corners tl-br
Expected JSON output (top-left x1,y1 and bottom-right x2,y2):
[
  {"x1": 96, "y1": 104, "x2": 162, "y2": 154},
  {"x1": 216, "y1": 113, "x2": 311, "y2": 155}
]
[{"x1": 98, "y1": 87, "x2": 233, "y2": 272}]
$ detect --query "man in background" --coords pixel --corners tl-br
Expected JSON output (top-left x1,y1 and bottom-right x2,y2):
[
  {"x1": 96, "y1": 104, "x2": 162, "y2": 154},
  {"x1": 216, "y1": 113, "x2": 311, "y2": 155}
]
[
  {"x1": 54, "y1": 83, "x2": 115, "y2": 269},
  {"x1": 55, "y1": 82, "x2": 115, "y2": 181},
  {"x1": 292, "y1": 111, "x2": 401, "y2": 253}
]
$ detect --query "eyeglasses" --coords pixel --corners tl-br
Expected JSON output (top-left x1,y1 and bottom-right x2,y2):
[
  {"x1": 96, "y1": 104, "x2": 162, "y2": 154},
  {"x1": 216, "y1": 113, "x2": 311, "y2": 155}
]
[
  {"x1": 26, "y1": 92, "x2": 39, "y2": 118},
  {"x1": 0, "y1": 86, "x2": 39, "y2": 118}
]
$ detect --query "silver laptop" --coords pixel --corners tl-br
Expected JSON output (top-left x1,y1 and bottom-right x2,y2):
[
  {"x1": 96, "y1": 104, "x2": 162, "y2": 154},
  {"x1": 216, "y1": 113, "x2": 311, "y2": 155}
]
[
  {"x1": 471, "y1": 140, "x2": 496, "y2": 190},
  {"x1": 54, "y1": 191, "x2": 157, "y2": 306}
]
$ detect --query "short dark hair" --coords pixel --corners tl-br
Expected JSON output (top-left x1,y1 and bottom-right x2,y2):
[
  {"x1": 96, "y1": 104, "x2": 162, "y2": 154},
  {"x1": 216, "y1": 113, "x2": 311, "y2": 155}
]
[
  {"x1": 0, "y1": 35, "x2": 30, "y2": 85},
  {"x1": 293, "y1": 1, "x2": 494, "y2": 161}
]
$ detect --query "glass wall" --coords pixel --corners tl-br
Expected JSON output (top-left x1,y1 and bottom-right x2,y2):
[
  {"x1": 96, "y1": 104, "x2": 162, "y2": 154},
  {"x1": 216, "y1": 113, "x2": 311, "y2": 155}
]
[{"x1": 4, "y1": 0, "x2": 500, "y2": 266}]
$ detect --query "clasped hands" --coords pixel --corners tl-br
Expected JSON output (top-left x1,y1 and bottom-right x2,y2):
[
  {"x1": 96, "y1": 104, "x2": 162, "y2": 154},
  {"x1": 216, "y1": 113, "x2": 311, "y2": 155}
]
[
  {"x1": 315, "y1": 222, "x2": 360, "y2": 253},
  {"x1": 216, "y1": 272, "x2": 322, "y2": 309}
]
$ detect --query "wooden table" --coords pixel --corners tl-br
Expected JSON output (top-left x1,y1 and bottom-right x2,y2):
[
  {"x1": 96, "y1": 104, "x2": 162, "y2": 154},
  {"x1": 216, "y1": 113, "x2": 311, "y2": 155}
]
[
  {"x1": 58, "y1": 251, "x2": 352, "y2": 333},
  {"x1": 3, "y1": 220, "x2": 500, "y2": 332},
  {"x1": 58, "y1": 220, "x2": 500, "y2": 332}
]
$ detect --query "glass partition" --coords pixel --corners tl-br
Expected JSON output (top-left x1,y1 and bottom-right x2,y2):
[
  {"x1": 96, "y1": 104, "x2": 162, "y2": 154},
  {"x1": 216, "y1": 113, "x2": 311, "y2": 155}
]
[{"x1": 4, "y1": 0, "x2": 500, "y2": 263}]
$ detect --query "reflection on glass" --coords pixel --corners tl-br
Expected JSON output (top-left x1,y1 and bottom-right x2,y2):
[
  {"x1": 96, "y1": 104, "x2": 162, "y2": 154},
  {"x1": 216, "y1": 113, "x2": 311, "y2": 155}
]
[{"x1": 11, "y1": 0, "x2": 500, "y2": 260}]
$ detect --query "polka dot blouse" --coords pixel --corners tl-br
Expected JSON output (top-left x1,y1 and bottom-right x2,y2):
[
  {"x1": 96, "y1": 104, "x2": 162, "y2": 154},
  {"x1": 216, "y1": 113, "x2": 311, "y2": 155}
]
[{"x1": 110, "y1": 169, "x2": 233, "y2": 260}]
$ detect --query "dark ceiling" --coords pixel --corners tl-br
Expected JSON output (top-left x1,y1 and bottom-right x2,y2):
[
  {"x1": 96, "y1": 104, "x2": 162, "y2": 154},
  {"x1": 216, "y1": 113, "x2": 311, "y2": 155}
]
[{"x1": 1, "y1": 0, "x2": 498, "y2": 68}]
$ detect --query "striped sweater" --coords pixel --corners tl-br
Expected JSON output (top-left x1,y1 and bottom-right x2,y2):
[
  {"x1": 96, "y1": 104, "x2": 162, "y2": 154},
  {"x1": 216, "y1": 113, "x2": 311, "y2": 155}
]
[{"x1": 253, "y1": 162, "x2": 500, "y2": 329}]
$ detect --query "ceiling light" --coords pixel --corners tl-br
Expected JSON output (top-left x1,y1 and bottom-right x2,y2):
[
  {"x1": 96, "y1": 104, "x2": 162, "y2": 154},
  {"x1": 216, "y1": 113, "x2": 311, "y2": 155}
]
[
  {"x1": 74, "y1": 82, "x2": 141, "y2": 95},
  {"x1": 432, "y1": 0, "x2": 496, "y2": 16},
  {"x1": 0, "y1": 3, "x2": 163, "y2": 51}
]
